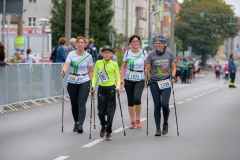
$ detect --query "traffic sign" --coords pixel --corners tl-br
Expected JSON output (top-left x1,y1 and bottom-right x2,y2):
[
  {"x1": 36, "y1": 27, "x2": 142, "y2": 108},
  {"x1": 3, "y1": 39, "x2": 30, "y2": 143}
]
[
  {"x1": 0, "y1": 0, "x2": 23, "y2": 15},
  {"x1": 109, "y1": 32, "x2": 115, "y2": 48}
]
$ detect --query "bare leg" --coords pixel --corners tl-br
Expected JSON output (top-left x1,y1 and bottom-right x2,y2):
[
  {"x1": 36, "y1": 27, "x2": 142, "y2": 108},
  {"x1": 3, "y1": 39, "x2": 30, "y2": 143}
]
[
  {"x1": 135, "y1": 104, "x2": 142, "y2": 120},
  {"x1": 128, "y1": 106, "x2": 135, "y2": 122}
]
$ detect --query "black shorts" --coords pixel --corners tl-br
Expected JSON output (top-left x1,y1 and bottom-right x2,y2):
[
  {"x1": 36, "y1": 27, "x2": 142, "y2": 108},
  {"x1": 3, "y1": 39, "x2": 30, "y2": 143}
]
[
  {"x1": 176, "y1": 70, "x2": 181, "y2": 77},
  {"x1": 215, "y1": 72, "x2": 220, "y2": 78}
]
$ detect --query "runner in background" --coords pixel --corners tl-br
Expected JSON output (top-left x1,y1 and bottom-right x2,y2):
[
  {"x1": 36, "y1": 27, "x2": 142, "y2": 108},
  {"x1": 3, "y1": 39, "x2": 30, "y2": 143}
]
[
  {"x1": 145, "y1": 36, "x2": 176, "y2": 136},
  {"x1": 61, "y1": 36, "x2": 93, "y2": 133},
  {"x1": 214, "y1": 61, "x2": 222, "y2": 83},
  {"x1": 228, "y1": 53, "x2": 237, "y2": 88},
  {"x1": 85, "y1": 39, "x2": 95, "y2": 65},
  {"x1": 176, "y1": 58, "x2": 182, "y2": 83},
  {"x1": 121, "y1": 35, "x2": 148, "y2": 129},
  {"x1": 89, "y1": 38, "x2": 98, "y2": 63},
  {"x1": 224, "y1": 63, "x2": 229, "y2": 84}
]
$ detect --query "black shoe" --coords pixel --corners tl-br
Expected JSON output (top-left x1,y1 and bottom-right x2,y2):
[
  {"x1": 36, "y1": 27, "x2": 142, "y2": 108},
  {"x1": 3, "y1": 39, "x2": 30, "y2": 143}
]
[
  {"x1": 73, "y1": 123, "x2": 79, "y2": 132},
  {"x1": 105, "y1": 133, "x2": 111, "y2": 141},
  {"x1": 77, "y1": 125, "x2": 83, "y2": 133},
  {"x1": 229, "y1": 85, "x2": 233, "y2": 88},
  {"x1": 155, "y1": 129, "x2": 161, "y2": 136},
  {"x1": 232, "y1": 85, "x2": 237, "y2": 88},
  {"x1": 162, "y1": 124, "x2": 168, "y2": 135},
  {"x1": 100, "y1": 126, "x2": 106, "y2": 137}
]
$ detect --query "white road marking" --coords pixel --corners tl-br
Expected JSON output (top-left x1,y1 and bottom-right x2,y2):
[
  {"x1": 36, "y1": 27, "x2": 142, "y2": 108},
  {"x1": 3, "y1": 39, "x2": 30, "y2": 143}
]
[
  {"x1": 185, "y1": 99, "x2": 192, "y2": 101},
  {"x1": 82, "y1": 139, "x2": 104, "y2": 148},
  {"x1": 54, "y1": 156, "x2": 69, "y2": 160},
  {"x1": 203, "y1": 93, "x2": 208, "y2": 94},
  {"x1": 169, "y1": 105, "x2": 174, "y2": 108},
  {"x1": 141, "y1": 118, "x2": 147, "y2": 121},
  {"x1": 199, "y1": 94, "x2": 203, "y2": 96},
  {"x1": 112, "y1": 127, "x2": 129, "y2": 133},
  {"x1": 193, "y1": 96, "x2": 198, "y2": 98},
  {"x1": 176, "y1": 102, "x2": 184, "y2": 104}
]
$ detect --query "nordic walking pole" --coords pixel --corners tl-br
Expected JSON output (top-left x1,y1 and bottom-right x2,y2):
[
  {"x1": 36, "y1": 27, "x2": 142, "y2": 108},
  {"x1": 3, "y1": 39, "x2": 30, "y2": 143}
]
[
  {"x1": 93, "y1": 92, "x2": 96, "y2": 129},
  {"x1": 172, "y1": 84, "x2": 179, "y2": 136},
  {"x1": 89, "y1": 87, "x2": 93, "y2": 139},
  {"x1": 62, "y1": 70, "x2": 65, "y2": 132},
  {"x1": 117, "y1": 89, "x2": 126, "y2": 136}
]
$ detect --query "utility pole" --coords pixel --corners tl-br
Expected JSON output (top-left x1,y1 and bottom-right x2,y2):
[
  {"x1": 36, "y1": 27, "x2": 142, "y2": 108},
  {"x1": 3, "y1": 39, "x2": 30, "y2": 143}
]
[
  {"x1": 18, "y1": 15, "x2": 23, "y2": 36},
  {"x1": 125, "y1": 0, "x2": 128, "y2": 51},
  {"x1": 170, "y1": 0, "x2": 174, "y2": 52},
  {"x1": 1, "y1": 0, "x2": 6, "y2": 45},
  {"x1": 85, "y1": 0, "x2": 90, "y2": 40},
  {"x1": 65, "y1": 0, "x2": 72, "y2": 46},
  {"x1": 148, "y1": 0, "x2": 151, "y2": 51},
  {"x1": 136, "y1": 7, "x2": 140, "y2": 35}
]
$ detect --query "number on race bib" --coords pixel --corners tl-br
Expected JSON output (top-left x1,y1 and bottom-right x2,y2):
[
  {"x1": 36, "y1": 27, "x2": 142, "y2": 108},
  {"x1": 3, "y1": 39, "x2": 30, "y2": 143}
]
[
  {"x1": 97, "y1": 69, "x2": 109, "y2": 83},
  {"x1": 129, "y1": 71, "x2": 141, "y2": 81},
  {"x1": 158, "y1": 79, "x2": 172, "y2": 90},
  {"x1": 68, "y1": 74, "x2": 78, "y2": 84}
]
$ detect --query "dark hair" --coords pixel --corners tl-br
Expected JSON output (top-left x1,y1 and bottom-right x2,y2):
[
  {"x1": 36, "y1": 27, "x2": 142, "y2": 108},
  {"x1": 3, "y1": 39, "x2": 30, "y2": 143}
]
[
  {"x1": 27, "y1": 48, "x2": 31, "y2": 60},
  {"x1": 129, "y1": 34, "x2": 140, "y2": 43},
  {"x1": 230, "y1": 53, "x2": 234, "y2": 59},
  {"x1": 112, "y1": 48, "x2": 116, "y2": 54},
  {"x1": 0, "y1": 41, "x2": 5, "y2": 61}
]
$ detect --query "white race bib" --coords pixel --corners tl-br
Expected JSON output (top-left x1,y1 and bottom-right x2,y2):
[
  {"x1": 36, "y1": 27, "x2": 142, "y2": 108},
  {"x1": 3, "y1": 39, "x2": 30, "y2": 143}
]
[
  {"x1": 225, "y1": 71, "x2": 229, "y2": 74},
  {"x1": 128, "y1": 71, "x2": 141, "y2": 81},
  {"x1": 97, "y1": 68, "x2": 109, "y2": 83},
  {"x1": 216, "y1": 67, "x2": 220, "y2": 70},
  {"x1": 68, "y1": 74, "x2": 78, "y2": 84},
  {"x1": 158, "y1": 79, "x2": 172, "y2": 90}
]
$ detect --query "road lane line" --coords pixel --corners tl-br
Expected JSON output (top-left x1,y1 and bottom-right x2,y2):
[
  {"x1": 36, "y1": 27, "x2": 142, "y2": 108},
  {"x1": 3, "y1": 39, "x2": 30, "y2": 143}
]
[
  {"x1": 112, "y1": 127, "x2": 129, "y2": 133},
  {"x1": 193, "y1": 96, "x2": 198, "y2": 98},
  {"x1": 141, "y1": 118, "x2": 147, "y2": 121},
  {"x1": 203, "y1": 93, "x2": 208, "y2": 94},
  {"x1": 185, "y1": 99, "x2": 192, "y2": 101},
  {"x1": 199, "y1": 94, "x2": 203, "y2": 96},
  {"x1": 82, "y1": 139, "x2": 104, "y2": 148},
  {"x1": 169, "y1": 105, "x2": 174, "y2": 108},
  {"x1": 54, "y1": 156, "x2": 69, "y2": 160},
  {"x1": 176, "y1": 102, "x2": 184, "y2": 104}
]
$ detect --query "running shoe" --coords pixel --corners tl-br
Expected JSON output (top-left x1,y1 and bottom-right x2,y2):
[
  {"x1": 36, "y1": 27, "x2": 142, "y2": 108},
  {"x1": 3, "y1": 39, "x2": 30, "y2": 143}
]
[
  {"x1": 77, "y1": 125, "x2": 83, "y2": 133},
  {"x1": 100, "y1": 126, "x2": 106, "y2": 137},
  {"x1": 129, "y1": 122, "x2": 135, "y2": 129},
  {"x1": 73, "y1": 123, "x2": 79, "y2": 132},
  {"x1": 155, "y1": 129, "x2": 161, "y2": 136},
  {"x1": 136, "y1": 120, "x2": 142, "y2": 129},
  {"x1": 162, "y1": 124, "x2": 168, "y2": 135},
  {"x1": 105, "y1": 133, "x2": 111, "y2": 141}
]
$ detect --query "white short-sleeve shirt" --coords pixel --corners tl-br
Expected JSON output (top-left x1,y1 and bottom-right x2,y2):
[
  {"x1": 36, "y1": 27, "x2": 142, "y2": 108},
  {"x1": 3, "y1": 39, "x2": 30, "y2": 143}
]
[{"x1": 22, "y1": 54, "x2": 35, "y2": 64}]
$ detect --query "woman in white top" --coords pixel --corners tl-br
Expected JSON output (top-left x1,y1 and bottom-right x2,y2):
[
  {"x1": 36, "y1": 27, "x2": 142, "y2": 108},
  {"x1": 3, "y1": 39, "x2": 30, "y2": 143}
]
[
  {"x1": 121, "y1": 35, "x2": 148, "y2": 129},
  {"x1": 22, "y1": 49, "x2": 36, "y2": 64},
  {"x1": 61, "y1": 36, "x2": 93, "y2": 134}
]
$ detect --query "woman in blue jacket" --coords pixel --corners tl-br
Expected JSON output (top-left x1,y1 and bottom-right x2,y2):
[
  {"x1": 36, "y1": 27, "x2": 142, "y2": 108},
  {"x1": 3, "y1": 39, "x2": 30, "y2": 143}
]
[
  {"x1": 228, "y1": 53, "x2": 237, "y2": 88},
  {"x1": 56, "y1": 38, "x2": 67, "y2": 63}
]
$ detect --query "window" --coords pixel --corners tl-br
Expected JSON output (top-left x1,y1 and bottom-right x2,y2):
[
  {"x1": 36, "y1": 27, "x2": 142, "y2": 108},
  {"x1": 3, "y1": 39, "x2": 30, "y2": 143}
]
[
  {"x1": 28, "y1": 17, "x2": 36, "y2": 26},
  {"x1": 29, "y1": 0, "x2": 36, "y2": 2}
]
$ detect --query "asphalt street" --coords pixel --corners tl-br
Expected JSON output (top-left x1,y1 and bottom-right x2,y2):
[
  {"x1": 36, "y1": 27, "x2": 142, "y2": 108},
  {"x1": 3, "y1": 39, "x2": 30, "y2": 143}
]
[{"x1": 1, "y1": 69, "x2": 240, "y2": 160}]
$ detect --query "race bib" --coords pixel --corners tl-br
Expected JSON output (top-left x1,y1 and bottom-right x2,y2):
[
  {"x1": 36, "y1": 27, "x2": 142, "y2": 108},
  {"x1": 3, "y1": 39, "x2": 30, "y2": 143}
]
[
  {"x1": 158, "y1": 79, "x2": 172, "y2": 90},
  {"x1": 68, "y1": 74, "x2": 78, "y2": 84},
  {"x1": 128, "y1": 71, "x2": 141, "y2": 81},
  {"x1": 225, "y1": 71, "x2": 229, "y2": 74},
  {"x1": 216, "y1": 67, "x2": 220, "y2": 70},
  {"x1": 97, "y1": 68, "x2": 109, "y2": 83}
]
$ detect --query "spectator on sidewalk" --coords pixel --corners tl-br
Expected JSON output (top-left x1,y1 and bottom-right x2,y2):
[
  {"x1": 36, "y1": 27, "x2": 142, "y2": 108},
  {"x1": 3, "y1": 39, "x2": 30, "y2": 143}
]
[
  {"x1": 176, "y1": 58, "x2": 182, "y2": 83},
  {"x1": 89, "y1": 38, "x2": 98, "y2": 63},
  {"x1": 0, "y1": 41, "x2": 7, "y2": 67},
  {"x1": 22, "y1": 49, "x2": 36, "y2": 64},
  {"x1": 56, "y1": 38, "x2": 67, "y2": 63},
  {"x1": 181, "y1": 55, "x2": 189, "y2": 83},
  {"x1": 67, "y1": 38, "x2": 76, "y2": 55}
]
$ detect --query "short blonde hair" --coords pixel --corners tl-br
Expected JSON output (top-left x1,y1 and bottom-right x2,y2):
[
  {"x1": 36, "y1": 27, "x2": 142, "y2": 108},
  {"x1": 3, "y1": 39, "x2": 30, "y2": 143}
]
[
  {"x1": 99, "y1": 47, "x2": 103, "y2": 53},
  {"x1": 89, "y1": 38, "x2": 94, "y2": 44}
]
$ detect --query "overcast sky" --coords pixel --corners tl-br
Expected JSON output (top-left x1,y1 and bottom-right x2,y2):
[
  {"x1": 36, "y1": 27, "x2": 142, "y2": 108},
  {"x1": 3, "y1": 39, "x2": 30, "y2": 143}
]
[{"x1": 177, "y1": 0, "x2": 240, "y2": 17}]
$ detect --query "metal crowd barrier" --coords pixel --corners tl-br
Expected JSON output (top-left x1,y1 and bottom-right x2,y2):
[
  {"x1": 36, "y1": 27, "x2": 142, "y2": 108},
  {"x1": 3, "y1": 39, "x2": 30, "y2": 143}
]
[{"x1": 0, "y1": 63, "x2": 70, "y2": 113}]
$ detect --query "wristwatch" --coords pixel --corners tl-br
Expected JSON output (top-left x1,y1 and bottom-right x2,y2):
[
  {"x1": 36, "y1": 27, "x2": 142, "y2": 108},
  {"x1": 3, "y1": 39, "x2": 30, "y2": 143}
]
[{"x1": 170, "y1": 76, "x2": 176, "y2": 81}]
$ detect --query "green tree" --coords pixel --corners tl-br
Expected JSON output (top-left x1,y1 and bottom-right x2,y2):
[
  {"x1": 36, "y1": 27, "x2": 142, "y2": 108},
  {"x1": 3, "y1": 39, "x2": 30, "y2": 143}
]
[
  {"x1": 175, "y1": 0, "x2": 238, "y2": 67},
  {"x1": 50, "y1": 0, "x2": 115, "y2": 50},
  {"x1": 174, "y1": 36, "x2": 183, "y2": 54}
]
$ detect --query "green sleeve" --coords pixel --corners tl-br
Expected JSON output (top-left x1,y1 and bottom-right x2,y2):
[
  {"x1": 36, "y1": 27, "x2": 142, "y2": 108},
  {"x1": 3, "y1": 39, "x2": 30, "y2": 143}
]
[
  {"x1": 114, "y1": 63, "x2": 121, "y2": 90},
  {"x1": 92, "y1": 61, "x2": 99, "y2": 88}
]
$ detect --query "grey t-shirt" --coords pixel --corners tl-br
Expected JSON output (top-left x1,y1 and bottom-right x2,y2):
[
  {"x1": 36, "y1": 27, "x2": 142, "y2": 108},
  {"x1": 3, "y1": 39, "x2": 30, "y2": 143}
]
[
  {"x1": 67, "y1": 46, "x2": 75, "y2": 55},
  {"x1": 176, "y1": 63, "x2": 181, "y2": 71},
  {"x1": 146, "y1": 50, "x2": 176, "y2": 81}
]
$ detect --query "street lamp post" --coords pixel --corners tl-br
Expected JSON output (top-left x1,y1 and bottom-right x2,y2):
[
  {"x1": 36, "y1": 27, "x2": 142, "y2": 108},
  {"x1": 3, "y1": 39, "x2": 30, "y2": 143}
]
[
  {"x1": 149, "y1": 11, "x2": 160, "y2": 50},
  {"x1": 39, "y1": 18, "x2": 49, "y2": 64}
]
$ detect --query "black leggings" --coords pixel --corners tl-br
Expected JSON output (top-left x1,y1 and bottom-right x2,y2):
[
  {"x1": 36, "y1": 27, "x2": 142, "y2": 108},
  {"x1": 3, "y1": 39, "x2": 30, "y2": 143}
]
[
  {"x1": 124, "y1": 79, "x2": 145, "y2": 106},
  {"x1": 67, "y1": 81, "x2": 90, "y2": 125},
  {"x1": 215, "y1": 72, "x2": 220, "y2": 79}
]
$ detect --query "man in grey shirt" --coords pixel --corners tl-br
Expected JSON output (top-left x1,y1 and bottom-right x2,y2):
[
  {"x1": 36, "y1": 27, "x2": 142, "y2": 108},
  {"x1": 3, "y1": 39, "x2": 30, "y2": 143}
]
[{"x1": 67, "y1": 38, "x2": 76, "y2": 55}]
